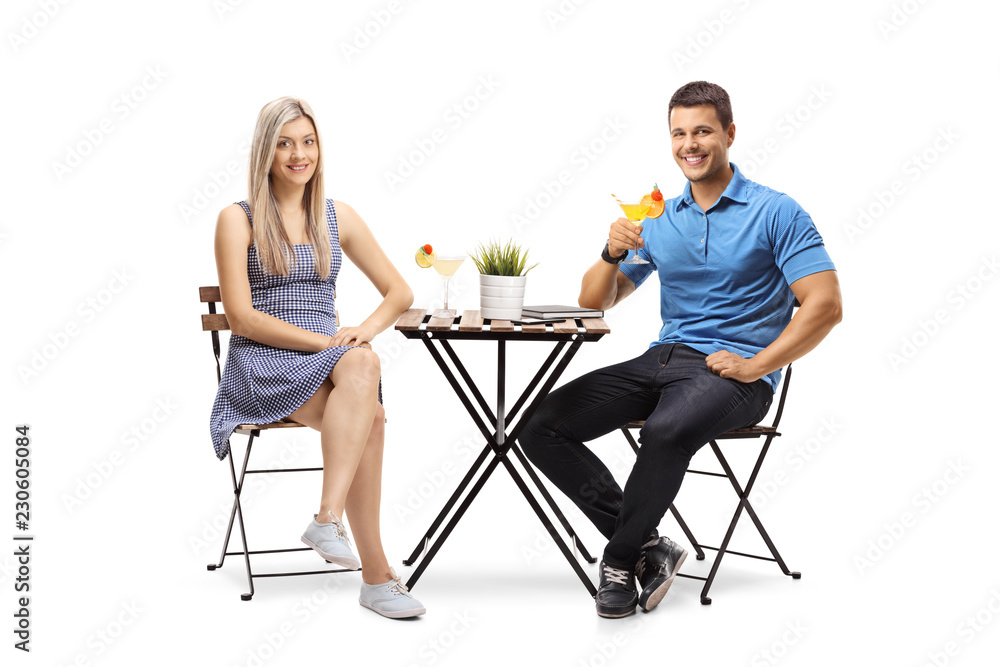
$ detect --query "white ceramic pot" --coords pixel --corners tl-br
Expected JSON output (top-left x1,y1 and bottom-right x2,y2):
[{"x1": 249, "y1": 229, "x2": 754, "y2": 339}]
[{"x1": 479, "y1": 274, "x2": 527, "y2": 320}]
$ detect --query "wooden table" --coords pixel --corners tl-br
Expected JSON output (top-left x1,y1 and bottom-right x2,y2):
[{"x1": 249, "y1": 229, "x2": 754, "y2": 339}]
[{"x1": 394, "y1": 309, "x2": 610, "y2": 596}]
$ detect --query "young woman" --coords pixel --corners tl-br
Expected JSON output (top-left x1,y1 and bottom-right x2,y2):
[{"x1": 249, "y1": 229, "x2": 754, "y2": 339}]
[{"x1": 209, "y1": 96, "x2": 424, "y2": 618}]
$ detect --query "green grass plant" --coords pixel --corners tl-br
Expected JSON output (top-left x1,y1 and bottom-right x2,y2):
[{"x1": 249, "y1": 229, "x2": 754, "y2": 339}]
[{"x1": 469, "y1": 238, "x2": 538, "y2": 276}]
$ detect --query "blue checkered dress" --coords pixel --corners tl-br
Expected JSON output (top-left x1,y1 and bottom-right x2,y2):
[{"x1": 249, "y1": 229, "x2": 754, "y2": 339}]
[{"x1": 209, "y1": 198, "x2": 359, "y2": 460}]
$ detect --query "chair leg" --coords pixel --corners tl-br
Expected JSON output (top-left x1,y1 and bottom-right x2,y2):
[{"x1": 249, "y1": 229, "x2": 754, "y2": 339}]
[
  {"x1": 667, "y1": 504, "x2": 706, "y2": 560},
  {"x1": 739, "y1": 489, "x2": 800, "y2": 579},
  {"x1": 206, "y1": 444, "x2": 240, "y2": 572},
  {"x1": 232, "y1": 436, "x2": 256, "y2": 601},
  {"x1": 697, "y1": 438, "x2": 799, "y2": 604},
  {"x1": 698, "y1": 489, "x2": 746, "y2": 605},
  {"x1": 205, "y1": 436, "x2": 257, "y2": 601},
  {"x1": 623, "y1": 427, "x2": 800, "y2": 604},
  {"x1": 621, "y1": 427, "x2": 640, "y2": 454}
]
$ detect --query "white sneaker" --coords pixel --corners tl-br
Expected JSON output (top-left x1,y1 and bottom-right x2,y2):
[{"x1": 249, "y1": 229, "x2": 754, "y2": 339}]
[
  {"x1": 300, "y1": 514, "x2": 361, "y2": 570},
  {"x1": 359, "y1": 568, "x2": 426, "y2": 619}
]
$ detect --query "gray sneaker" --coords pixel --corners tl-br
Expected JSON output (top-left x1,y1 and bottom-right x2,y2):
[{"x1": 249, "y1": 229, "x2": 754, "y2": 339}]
[
  {"x1": 359, "y1": 568, "x2": 426, "y2": 619},
  {"x1": 300, "y1": 514, "x2": 361, "y2": 570}
]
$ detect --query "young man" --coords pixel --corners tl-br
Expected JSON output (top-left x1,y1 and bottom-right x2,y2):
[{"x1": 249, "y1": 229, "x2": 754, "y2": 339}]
[{"x1": 519, "y1": 81, "x2": 842, "y2": 618}]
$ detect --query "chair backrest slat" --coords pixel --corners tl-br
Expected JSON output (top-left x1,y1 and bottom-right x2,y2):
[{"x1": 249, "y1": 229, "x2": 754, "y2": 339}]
[
  {"x1": 200, "y1": 286, "x2": 222, "y2": 303},
  {"x1": 200, "y1": 283, "x2": 333, "y2": 389},
  {"x1": 202, "y1": 313, "x2": 231, "y2": 332}
]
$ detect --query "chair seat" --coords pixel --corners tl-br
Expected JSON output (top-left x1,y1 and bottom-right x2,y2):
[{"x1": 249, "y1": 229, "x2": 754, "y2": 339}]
[
  {"x1": 234, "y1": 419, "x2": 305, "y2": 434},
  {"x1": 623, "y1": 420, "x2": 778, "y2": 437}
]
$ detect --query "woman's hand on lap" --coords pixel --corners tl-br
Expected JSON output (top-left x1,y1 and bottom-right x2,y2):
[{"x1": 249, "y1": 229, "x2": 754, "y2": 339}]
[{"x1": 328, "y1": 325, "x2": 375, "y2": 348}]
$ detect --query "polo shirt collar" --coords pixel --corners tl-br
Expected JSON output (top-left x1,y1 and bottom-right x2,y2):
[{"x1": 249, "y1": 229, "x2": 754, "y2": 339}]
[{"x1": 675, "y1": 162, "x2": 749, "y2": 211}]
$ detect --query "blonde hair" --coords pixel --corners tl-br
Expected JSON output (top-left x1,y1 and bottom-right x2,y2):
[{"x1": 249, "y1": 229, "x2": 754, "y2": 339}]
[{"x1": 247, "y1": 97, "x2": 331, "y2": 278}]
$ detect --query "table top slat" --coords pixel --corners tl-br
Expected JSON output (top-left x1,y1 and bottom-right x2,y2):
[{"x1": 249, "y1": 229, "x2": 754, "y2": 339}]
[
  {"x1": 426, "y1": 310, "x2": 456, "y2": 332},
  {"x1": 581, "y1": 317, "x2": 611, "y2": 335},
  {"x1": 395, "y1": 308, "x2": 427, "y2": 331},
  {"x1": 458, "y1": 310, "x2": 484, "y2": 332},
  {"x1": 393, "y1": 307, "x2": 609, "y2": 340},
  {"x1": 552, "y1": 318, "x2": 580, "y2": 334}
]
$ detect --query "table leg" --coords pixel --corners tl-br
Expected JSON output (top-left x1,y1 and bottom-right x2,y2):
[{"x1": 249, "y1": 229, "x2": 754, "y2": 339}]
[
  {"x1": 403, "y1": 335, "x2": 599, "y2": 596},
  {"x1": 405, "y1": 451, "x2": 504, "y2": 590},
  {"x1": 509, "y1": 443, "x2": 598, "y2": 564},
  {"x1": 495, "y1": 445, "x2": 598, "y2": 597},
  {"x1": 401, "y1": 441, "x2": 492, "y2": 566}
]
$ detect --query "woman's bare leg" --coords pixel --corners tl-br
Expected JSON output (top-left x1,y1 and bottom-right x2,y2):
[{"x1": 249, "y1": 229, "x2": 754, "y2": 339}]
[
  {"x1": 345, "y1": 402, "x2": 394, "y2": 583},
  {"x1": 289, "y1": 347, "x2": 392, "y2": 581}
]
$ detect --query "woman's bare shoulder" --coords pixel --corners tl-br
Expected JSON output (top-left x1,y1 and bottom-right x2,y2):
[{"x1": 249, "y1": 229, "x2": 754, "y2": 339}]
[{"x1": 216, "y1": 203, "x2": 252, "y2": 245}]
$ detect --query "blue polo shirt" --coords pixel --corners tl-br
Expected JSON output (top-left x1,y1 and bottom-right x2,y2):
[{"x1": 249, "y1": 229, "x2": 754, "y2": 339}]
[{"x1": 619, "y1": 163, "x2": 835, "y2": 391}]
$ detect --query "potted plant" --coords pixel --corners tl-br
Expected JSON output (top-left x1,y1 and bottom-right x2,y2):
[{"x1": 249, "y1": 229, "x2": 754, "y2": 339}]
[{"x1": 469, "y1": 239, "x2": 537, "y2": 320}]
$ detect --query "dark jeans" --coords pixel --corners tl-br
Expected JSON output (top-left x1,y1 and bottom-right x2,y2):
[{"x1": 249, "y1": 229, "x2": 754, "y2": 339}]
[{"x1": 519, "y1": 344, "x2": 772, "y2": 570}]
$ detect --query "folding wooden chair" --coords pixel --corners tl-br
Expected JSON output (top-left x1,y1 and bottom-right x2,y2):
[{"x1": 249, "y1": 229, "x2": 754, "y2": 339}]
[
  {"x1": 620, "y1": 363, "x2": 801, "y2": 605},
  {"x1": 200, "y1": 286, "x2": 358, "y2": 600}
]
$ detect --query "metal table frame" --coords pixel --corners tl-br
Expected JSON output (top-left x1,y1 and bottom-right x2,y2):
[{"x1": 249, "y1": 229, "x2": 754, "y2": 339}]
[{"x1": 395, "y1": 310, "x2": 609, "y2": 596}]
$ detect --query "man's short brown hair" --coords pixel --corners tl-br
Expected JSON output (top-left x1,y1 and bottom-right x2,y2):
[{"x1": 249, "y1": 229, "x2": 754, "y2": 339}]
[{"x1": 668, "y1": 81, "x2": 733, "y2": 129}]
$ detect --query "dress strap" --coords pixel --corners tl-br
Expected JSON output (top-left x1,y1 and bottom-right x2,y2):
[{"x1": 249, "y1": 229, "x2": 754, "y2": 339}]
[
  {"x1": 237, "y1": 200, "x2": 253, "y2": 227},
  {"x1": 325, "y1": 198, "x2": 340, "y2": 245}
]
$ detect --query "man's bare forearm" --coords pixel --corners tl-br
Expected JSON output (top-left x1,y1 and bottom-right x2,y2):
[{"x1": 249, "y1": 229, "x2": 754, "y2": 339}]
[{"x1": 579, "y1": 258, "x2": 622, "y2": 310}]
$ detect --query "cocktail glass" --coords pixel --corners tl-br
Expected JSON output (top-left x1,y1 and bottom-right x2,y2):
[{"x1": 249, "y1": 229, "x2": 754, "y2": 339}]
[
  {"x1": 433, "y1": 253, "x2": 465, "y2": 317},
  {"x1": 612, "y1": 194, "x2": 651, "y2": 265}
]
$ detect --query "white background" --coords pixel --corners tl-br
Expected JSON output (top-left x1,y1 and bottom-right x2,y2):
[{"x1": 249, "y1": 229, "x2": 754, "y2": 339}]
[{"x1": 3, "y1": 0, "x2": 1000, "y2": 664}]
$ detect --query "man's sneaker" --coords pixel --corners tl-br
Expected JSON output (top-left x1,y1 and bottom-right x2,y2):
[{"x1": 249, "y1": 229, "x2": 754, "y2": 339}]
[
  {"x1": 359, "y1": 568, "x2": 426, "y2": 619},
  {"x1": 636, "y1": 537, "x2": 687, "y2": 611},
  {"x1": 301, "y1": 513, "x2": 361, "y2": 570},
  {"x1": 595, "y1": 560, "x2": 637, "y2": 618}
]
